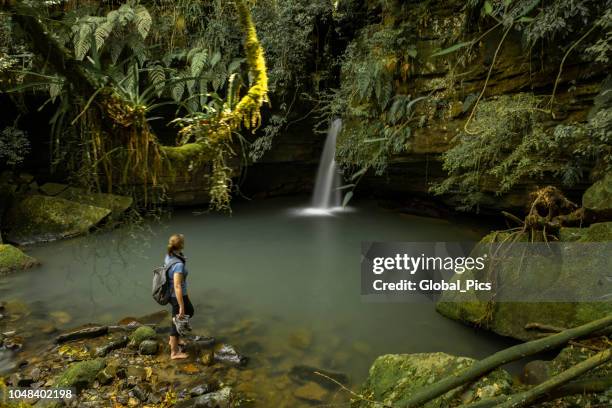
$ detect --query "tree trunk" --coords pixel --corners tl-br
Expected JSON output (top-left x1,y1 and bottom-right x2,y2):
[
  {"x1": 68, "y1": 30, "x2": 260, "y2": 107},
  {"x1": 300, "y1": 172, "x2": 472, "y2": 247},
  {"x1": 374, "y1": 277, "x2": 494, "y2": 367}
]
[{"x1": 401, "y1": 314, "x2": 612, "y2": 408}]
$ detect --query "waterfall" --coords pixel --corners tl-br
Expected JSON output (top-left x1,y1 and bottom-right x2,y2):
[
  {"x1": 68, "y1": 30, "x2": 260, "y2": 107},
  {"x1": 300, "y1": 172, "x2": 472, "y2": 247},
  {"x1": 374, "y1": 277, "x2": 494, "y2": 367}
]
[{"x1": 311, "y1": 119, "x2": 342, "y2": 210}]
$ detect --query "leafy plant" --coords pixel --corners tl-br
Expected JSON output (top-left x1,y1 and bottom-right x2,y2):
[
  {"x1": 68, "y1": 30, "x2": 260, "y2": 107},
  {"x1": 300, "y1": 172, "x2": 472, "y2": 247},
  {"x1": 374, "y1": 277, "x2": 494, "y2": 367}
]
[{"x1": 431, "y1": 93, "x2": 612, "y2": 211}]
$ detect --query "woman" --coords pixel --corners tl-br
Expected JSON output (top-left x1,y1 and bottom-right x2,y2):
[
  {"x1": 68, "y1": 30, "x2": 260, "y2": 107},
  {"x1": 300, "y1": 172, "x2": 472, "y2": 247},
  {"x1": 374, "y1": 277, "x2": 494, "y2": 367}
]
[{"x1": 165, "y1": 233, "x2": 194, "y2": 359}]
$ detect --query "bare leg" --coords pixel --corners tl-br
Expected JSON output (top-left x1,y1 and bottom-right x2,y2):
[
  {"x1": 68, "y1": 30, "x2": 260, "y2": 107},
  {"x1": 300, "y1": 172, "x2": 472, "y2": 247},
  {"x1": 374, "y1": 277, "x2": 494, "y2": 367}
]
[{"x1": 169, "y1": 335, "x2": 188, "y2": 359}]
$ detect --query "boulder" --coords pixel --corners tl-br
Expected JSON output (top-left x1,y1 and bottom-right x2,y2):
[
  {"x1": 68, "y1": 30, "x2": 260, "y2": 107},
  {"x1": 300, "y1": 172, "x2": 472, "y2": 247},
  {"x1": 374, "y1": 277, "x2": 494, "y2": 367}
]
[
  {"x1": 139, "y1": 339, "x2": 159, "y2": 355},
  {"x1": 95, "y1": 336, "x2": 128, "y2": 357},
  {"x1": 59, "y1": 187, "x2": 132, "y2": 220},
  {"x1": 293, "y1": 382, "x2": 328, "y2": 403},
  {"x1": 4, "y1": 195, "x2": 111, "y2": 245},
  {"x1": 39, "y1": 182, "x2": 68, "y2": 196},
  {"x1": 176, "y1": 387, "x2": 233, "y2": 408},
  {"x1": 0, "y1": 244, "x2": 39, "y2": 274},
  {"x1": 354, "y1": 353, "x2": 513, "y2": 407},
  {"x1": 583, "y1": 173, "x2": 612, "y2": 217},
  {"x1": 128, "y1": 326, "x2": 156, "y2": 347},
  {"x1": 55, "y1": 358, "x2": 106, "y2": 392},
  {"x1": 213, "y1": 344, "x2": 247, "y2": 367},
  {"x1": 436, "y1": 224, "x2": 612, "y2": 341}
]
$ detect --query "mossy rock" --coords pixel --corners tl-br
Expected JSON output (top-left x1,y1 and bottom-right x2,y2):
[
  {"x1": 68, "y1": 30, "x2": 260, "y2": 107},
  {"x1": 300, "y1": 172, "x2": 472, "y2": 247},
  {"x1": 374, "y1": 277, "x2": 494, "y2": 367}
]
[
  {"x1": 559, "y1": 222, "x2": 612, "y2": 242},
  {"x1": 4, "y1": 195, "x2": 111, "y2": 245},
  {"x1": 0, "y1": 244, "x2": 39, "y2": 274},
  {"x1": 354, "y1": 353, "x2": 513, "y2": 407},
  {"x1": 55, "y1": 358, "x2": 106, "y2": 392},
  {"x1": 58, "y1": 187, "x2": 132, "y2": 220},
  {"x1": 583, "y1": 173, "x2": 612, "y2": 213},
  {"x1": 128, "y1": 325, "x2": 156, "y2": 347},
  {"x1": 437, "y1": 224, "x2": 612, "y2": 341}
]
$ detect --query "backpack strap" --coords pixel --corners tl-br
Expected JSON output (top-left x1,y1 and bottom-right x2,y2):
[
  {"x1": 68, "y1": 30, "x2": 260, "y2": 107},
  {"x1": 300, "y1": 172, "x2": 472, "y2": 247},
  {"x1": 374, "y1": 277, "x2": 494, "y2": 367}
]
[{"x1": 164, "y1": 259, "x2": 183, "y2": 279}]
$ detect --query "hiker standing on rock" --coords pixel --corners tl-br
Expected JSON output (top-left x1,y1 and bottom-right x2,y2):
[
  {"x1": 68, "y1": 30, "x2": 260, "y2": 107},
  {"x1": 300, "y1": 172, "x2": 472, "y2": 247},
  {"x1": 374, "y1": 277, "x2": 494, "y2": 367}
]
[{"x1": 165, "y1": 233, "x2": 194, "y2": 359}]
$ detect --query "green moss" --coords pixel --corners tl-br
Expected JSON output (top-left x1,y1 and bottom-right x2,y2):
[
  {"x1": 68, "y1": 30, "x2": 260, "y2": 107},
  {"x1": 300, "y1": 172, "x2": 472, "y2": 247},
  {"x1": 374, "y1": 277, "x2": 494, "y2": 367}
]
[
  {"x1": 0, "y1": 244, "x2": 38, "y2": 274},
  {"x1": 356, "y1": 353, "x2": 513, "y2": 407},
  {"x1": 583, "y1": 173, "x2": 612, "y2": 211},
  {"x1": 58, "y1": 188, "x2": 132, "y2": 220},
  {"x1": 55, "y1": 358, "x2": 106, "y2": 392},
  {"x1": 128, "y1": 325, "x2": 156, "y2": 347},
  {"x1": 5, "y1": 195, "x2": 111, "y2": 245}
]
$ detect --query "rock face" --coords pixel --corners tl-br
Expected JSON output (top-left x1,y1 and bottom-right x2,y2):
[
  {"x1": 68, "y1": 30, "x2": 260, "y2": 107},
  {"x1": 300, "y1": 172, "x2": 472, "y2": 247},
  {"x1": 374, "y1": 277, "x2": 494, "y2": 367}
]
[
  {"x1": 3, "y1": 195, "x2": 111, "y2": 245},
  {"x1": 0, "y1": 244, "x2": 39, "y2": 274},
  {"x1": 437, "y1": 223, "x2": 612, "y2": 341},
  {"x1": 55, "y1": 358, "x2": 106, "y2": 392},
  {"x1": 354, "y1": 353, "x2": 513, "y2": 407}
]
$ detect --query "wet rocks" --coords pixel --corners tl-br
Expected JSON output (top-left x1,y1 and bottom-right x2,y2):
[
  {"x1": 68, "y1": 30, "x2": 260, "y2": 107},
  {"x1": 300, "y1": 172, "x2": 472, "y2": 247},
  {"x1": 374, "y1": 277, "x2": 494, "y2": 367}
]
[
  {"x1": 189, "y1": 383, "x2": 213, "y2": 397},
  {"x1": 177, "y1": 387, "x2": 233, "y2": 408},
  {"x1": 0, "y1": 244, "x2": 39, "y2": 274},
  {"x1": 94, "y1": 336, "x2": 128, "y2": 357},
  {"x1": 289, "y1": 365, "x2": 348, "y2": 390},
  {"x1": 128, "y1": 325, "x2": 157, "y2": 348},
  {"x1": 138, "y1": 339, "x2": 159, "y2": 355},
  {"x1": 56, "y1": 325, "x2": 109, "y2": 344},
  {"x1": 288, "y1": 328, "x2": 313, "y2": 350},
  {"x1": 55, "y1": 358, "x2": 106, "y2": 392},
  {"x1": 213, "y1": 344, "x2": 247, "y2": 367},
  {"x1": 4, "y1": 195, "x2": 111, "y2": 245},
  {"x1": 354, "y1": 353, "x2": 513, "y2": 407},
  {"x1": 522, "y1": 360, "x2": 550, "y2": 385},
  {"x1": 293, "y1": 382, "x2": 328, "y2": 403}
]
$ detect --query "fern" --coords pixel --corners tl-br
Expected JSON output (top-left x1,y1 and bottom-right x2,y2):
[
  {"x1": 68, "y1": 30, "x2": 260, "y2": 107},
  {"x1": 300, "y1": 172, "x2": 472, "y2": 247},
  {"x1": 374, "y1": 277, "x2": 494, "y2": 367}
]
[{"x1": 134, "y1": 5, "x2": 152, "y2": 39}]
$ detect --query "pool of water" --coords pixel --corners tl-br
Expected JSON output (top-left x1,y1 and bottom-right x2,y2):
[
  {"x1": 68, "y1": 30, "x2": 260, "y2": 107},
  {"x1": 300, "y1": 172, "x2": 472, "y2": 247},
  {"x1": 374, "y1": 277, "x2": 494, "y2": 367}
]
[{"x1": 2, "y1": 196, "x2": 517, "y2": 404}]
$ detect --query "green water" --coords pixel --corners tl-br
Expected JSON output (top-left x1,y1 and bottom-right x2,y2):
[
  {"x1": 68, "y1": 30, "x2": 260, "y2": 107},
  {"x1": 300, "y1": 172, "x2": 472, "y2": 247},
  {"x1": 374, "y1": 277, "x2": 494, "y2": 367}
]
[{"x1": 2, "y1": 197, "x2": 515, "y2": 402}]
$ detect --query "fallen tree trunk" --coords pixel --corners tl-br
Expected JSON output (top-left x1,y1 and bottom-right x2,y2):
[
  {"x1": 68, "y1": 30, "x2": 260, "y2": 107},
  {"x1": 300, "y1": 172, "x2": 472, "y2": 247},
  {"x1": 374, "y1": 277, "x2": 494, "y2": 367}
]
[
  {"x1": 496, "y1": 348, "x2": 612, "y2": 408},
  {"x1": 460, "y1": 375, "x2": 612, "y2": 408},
  {"x1": 402, "y1": 314, "x2": 612, "y2": 408}
]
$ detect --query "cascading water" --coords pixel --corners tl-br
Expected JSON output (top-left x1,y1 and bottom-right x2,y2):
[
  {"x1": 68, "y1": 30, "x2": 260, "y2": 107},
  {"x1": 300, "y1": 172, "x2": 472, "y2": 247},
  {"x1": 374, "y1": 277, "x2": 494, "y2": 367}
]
[
  {"x1": 295, "y1": 119, "x2": 345, "y2": 216},
  {"x1": 311, "y1": 118, "x2": 342, "y2": 209}
]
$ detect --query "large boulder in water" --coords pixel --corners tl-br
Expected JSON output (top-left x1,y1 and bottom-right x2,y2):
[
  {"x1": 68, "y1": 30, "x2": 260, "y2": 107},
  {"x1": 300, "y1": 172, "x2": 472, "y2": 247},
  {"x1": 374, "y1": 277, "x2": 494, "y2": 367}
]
[
  {"x1": 436, "y1": 223, "x2": 612, "y2": 341},
  {"x1": 58, "y1": 187, "x2": 132, "y2": 220},
  {"x1": 354, "y1": 353, "x2": 513, "y2": 407},
  {"x1": 3, "y1": 195, "x2": 111, "y2": 245},
  {"x1": 0, "y1": 244, "x2": 39, "y2": 274}
]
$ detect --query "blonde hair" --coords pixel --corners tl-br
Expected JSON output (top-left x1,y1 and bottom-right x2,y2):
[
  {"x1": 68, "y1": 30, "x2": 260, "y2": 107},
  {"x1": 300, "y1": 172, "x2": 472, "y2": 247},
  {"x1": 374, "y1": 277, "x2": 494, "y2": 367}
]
[{"x1": 167, "y1": 233, "x2": 185, "y2": 255}]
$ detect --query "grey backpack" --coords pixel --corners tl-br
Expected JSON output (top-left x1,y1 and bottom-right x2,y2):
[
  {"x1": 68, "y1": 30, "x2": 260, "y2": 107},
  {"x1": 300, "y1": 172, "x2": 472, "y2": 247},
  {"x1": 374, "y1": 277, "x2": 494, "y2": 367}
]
[{"x1": 152, "y1": 259, "x2": 182, "y2": 305}]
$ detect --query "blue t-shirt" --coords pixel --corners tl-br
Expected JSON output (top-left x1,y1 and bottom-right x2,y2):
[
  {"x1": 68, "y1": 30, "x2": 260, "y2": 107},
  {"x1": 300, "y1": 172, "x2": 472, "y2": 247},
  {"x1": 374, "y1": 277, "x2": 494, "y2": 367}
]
[{"x1": 165, "y1": 254, "x2": 188, "y2": 297}]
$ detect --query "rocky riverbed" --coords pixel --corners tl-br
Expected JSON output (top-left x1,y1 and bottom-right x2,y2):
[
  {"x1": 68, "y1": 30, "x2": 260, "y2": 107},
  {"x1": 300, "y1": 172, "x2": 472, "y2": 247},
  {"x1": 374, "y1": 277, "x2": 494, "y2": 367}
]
[{"x1": 0, "y1": 300, "x2": 355, "y2": 407}]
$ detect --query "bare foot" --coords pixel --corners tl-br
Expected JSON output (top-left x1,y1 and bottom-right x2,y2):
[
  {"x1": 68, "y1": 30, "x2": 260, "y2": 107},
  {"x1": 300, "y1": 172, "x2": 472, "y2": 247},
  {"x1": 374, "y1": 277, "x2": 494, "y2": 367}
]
[{"x1": 171, "y1": 352, "x2": 189, "y2": 360}]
